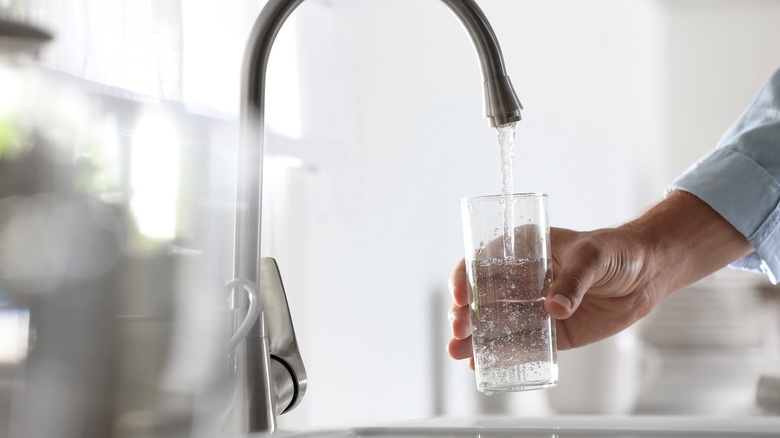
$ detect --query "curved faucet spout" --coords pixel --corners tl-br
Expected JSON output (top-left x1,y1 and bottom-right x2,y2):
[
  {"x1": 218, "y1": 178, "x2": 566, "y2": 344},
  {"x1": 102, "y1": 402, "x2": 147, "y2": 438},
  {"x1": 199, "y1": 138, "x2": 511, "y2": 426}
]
[
  {"x1": 229, "y1": 0, "x2": 522, "y2": 434},
  {"x1": 440, "y1": 0, "x2": 523, "y2": 127}
]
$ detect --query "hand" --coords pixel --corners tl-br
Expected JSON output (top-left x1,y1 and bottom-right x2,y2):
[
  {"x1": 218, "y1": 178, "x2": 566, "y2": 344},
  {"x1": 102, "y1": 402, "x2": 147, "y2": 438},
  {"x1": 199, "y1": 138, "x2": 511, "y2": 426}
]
[
  {"x1": 446, "y1": 226, "x2": 658, "y2": 369},
  {"x1": 447, "y1": 191, "x2": 753, "y2": 366},
  {"x1": 539, "y1": 226, "x2": 662, "y2": 349}
]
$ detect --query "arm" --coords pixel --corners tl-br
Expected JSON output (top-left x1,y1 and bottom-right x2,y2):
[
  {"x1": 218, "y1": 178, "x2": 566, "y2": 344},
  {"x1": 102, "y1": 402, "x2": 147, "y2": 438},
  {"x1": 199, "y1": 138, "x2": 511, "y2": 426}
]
[
  {"x1": 545, "y1": 189, "x2": 753, "y2": 349},
  {"x1": 669, "y1": 67, "x2": 780, "y2": 282}
]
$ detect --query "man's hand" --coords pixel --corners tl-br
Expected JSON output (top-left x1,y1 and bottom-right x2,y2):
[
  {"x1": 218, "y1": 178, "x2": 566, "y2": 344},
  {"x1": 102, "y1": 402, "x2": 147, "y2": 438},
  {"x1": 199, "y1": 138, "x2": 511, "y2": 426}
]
[{"x1": 448, "y1": 190, "x2": 753, "y2": 365}]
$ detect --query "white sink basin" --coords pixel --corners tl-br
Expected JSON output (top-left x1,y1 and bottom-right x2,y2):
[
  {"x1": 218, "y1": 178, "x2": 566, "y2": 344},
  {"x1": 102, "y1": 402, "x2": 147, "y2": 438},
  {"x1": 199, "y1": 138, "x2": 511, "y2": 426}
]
[{"x1": 271, "y1": 416, "x2": 780, "y2": 437}]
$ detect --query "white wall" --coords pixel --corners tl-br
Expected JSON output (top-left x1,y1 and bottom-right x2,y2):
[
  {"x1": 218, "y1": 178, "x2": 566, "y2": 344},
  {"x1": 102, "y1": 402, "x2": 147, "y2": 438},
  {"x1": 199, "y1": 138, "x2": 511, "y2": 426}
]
[
  {"x1": 658, "y1": 0, "x2": 780, "y2": 183},
  {"x1": 253, "y1": 0, "x2": 780, "y2": 430}
]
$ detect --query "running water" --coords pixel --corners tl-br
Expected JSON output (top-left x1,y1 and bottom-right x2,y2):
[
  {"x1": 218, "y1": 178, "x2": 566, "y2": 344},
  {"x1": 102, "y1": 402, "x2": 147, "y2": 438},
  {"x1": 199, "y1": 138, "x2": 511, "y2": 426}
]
[
  {"x1": 468, "y1": 257, "x2": 557, "y2": 393},
  {"x1": 496, "y1": 122, "x2": 517, "y2": 258}
]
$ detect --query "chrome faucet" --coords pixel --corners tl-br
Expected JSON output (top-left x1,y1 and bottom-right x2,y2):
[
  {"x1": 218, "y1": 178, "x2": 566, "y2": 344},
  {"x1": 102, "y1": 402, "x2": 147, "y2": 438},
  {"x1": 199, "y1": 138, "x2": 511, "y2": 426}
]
[{"x1": 227, "y1": 0, "x2": 523, "y2": 434}]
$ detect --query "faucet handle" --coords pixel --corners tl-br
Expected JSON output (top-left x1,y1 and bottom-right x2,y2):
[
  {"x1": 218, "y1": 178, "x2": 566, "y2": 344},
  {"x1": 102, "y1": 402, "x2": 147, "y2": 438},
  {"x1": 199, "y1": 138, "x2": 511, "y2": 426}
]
[{"x1": 259, "y1": 257, "x2": 307, "y2": 414}]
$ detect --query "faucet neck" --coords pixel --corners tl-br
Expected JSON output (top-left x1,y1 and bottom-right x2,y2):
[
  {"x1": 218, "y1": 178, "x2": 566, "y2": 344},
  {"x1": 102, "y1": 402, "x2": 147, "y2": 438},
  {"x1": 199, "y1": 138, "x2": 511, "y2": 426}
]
[{"x1": 439, "y1": 0, "x2": 523, "y2": 126}]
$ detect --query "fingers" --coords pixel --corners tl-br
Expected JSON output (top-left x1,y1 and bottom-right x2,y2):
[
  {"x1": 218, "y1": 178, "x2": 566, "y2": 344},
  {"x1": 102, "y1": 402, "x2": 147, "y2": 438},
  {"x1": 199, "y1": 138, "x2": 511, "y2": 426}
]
[
  {"x1": 546, "y1": 237, "x2": 604, "y2": 320},
  {"x1": 446, "y1": 335, "x2": 473, "y2": 361},
  {"x1": 546, "y1": 275, "x2": 586, "y2": 319},
  {"x1": 449, "y1": 302, "x2": 471, "y2": 340},
  {"x1": 447, "y1": 308, "x2": 475, "y2": 370},
  {"x1": 449, "y1": 258, "x2": 468, "y2": 307},
  {"x1": 448, "y1": 258, "x2": 474, "y2": 369}
]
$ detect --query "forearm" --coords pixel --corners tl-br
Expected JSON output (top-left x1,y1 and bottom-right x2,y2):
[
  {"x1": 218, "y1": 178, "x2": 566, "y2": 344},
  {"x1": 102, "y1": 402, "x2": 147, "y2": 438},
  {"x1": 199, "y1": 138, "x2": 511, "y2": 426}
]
[{"x1": 623, "y1": 190, "x2": 754, "y2": 297}]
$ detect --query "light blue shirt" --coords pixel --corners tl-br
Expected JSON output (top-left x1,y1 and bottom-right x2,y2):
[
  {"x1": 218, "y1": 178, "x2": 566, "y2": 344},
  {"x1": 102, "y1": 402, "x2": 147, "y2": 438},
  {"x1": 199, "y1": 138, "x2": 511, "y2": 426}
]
[{"x1": 669, "y1": 67, "x2": 780, "y2": 284}]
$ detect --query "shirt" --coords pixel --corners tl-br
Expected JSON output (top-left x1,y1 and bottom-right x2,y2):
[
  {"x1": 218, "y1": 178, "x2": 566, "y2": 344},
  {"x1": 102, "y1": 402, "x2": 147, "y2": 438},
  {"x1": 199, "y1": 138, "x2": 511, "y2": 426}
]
[{"x1": 668, "y1": 67, "x2": 780, "y2": 284}]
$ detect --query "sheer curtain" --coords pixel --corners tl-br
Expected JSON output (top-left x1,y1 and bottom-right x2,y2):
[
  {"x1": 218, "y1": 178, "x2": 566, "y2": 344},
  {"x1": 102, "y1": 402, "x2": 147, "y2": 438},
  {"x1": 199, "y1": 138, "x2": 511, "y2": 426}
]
[
  {"x1": 1, "y1": 0, "x2": 184, "y2": 101},
  {"x1": 0, "y1": 0, "x2": 264, "y2": 112}
]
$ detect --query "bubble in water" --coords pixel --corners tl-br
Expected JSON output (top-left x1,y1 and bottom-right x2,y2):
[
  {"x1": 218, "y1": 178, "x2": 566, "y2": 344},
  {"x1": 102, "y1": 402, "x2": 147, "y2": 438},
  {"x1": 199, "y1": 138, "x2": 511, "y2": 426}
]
[{"x1": 470, "y1": 257, "x2": 557, "y2": 393}]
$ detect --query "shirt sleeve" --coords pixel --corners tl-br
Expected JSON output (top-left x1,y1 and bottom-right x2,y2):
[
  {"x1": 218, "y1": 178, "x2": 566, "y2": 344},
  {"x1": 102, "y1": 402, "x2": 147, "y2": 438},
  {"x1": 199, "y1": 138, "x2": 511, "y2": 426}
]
[{"x1": 668, "y1": 67, "x2": 780, "y2": 284}]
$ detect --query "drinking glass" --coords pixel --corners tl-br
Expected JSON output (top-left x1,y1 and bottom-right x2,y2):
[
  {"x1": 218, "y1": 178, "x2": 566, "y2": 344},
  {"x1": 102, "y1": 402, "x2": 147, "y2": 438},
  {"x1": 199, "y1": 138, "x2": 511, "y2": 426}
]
[{"x1": 460, "y1": 193, "x2": 557, "y2": 393}]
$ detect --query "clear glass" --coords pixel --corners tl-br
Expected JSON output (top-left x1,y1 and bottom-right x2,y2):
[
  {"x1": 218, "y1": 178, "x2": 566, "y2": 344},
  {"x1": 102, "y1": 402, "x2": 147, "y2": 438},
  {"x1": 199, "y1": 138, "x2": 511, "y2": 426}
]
[{"x1": 460, "y1": 193, "x2": 557, "y2": 393}]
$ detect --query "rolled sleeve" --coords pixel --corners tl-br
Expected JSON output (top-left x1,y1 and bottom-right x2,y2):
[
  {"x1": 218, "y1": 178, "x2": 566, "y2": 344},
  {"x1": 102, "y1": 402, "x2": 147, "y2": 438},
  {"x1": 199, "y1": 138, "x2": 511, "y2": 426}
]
[{"x1": 668, "y1": 68, "x2": 780, "y2": 283}]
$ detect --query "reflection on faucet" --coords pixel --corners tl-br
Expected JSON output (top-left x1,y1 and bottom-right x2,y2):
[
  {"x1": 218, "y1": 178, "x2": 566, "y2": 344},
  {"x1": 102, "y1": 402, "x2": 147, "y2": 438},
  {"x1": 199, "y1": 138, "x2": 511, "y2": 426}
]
[{"x1": 229, "y1": 0, "x2": 523, "y2": 434}]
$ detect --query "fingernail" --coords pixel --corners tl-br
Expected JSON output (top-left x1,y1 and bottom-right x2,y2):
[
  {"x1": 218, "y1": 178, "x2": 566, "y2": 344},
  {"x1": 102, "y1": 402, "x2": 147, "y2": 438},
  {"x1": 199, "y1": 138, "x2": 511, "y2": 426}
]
[{"x1": 550, "y1": 294, "x2": 572, "y2": 311}]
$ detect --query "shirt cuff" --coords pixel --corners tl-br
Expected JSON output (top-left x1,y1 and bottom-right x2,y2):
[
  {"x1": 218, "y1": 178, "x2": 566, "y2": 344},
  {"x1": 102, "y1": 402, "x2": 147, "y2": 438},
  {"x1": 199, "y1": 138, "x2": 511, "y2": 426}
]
[{"x1": 668, "y1": 147, "x2": 780, "y2": 284}]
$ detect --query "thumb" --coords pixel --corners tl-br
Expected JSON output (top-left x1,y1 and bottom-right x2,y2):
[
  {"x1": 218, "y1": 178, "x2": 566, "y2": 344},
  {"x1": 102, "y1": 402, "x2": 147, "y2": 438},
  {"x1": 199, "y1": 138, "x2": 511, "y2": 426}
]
[{"x1": 545, "y1": 244, "x2": 603, "y2": 319}]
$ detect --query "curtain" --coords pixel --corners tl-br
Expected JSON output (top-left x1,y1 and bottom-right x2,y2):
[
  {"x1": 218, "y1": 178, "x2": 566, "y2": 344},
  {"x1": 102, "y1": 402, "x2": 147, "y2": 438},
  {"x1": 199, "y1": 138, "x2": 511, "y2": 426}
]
[{"x1": 1, "y1": 0, "x2": 185, "y2": 101}]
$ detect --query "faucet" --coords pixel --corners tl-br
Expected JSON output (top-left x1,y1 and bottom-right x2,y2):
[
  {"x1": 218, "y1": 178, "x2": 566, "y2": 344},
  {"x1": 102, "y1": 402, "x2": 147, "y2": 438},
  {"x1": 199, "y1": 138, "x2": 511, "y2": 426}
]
[{"x1": 227, "y1": 0, "x2": 523, "y2": 434}]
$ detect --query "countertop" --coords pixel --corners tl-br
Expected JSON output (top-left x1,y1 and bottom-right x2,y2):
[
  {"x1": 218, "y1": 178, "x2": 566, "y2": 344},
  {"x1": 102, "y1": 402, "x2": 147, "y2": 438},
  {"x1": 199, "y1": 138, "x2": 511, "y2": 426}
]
[{"x1": 266, "y1": 415, "x2": 780, "y2": 438}]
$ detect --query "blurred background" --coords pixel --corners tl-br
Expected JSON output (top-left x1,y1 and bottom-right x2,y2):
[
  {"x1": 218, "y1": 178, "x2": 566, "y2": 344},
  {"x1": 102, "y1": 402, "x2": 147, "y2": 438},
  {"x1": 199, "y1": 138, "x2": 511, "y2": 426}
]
[{"x1": 1, "y1": 0, "x2": 779, "y2": 435}]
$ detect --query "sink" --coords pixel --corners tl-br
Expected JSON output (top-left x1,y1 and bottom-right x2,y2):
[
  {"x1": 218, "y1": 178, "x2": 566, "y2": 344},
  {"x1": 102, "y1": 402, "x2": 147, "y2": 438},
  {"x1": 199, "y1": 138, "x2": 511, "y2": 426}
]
[{"x1": 268, "y1": 416, "x2": 780, "y2": 438}]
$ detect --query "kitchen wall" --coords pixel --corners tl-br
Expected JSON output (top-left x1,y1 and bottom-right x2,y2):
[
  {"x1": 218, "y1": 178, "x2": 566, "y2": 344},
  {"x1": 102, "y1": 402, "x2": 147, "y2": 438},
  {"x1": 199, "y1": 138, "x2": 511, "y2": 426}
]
[
  {"x1": 658, "y1": 0, "x2": 780, "y2": 183},
  {"x1": 257, "y1": 0, "x2": 780, "y2": 430}
]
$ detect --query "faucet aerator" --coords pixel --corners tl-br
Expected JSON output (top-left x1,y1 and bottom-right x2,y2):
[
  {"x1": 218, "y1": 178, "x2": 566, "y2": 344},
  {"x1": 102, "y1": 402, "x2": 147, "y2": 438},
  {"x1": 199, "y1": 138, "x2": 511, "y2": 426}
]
[{"x1": 484, "y1": 76, "x2": 523, "y2": 128}]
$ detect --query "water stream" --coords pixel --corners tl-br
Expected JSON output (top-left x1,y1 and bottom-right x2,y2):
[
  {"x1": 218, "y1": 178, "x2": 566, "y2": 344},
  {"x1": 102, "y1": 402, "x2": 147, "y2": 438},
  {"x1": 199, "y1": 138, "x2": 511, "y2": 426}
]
[{"x1": 496, "y1": 122, "x2": 517, "y2": 258}]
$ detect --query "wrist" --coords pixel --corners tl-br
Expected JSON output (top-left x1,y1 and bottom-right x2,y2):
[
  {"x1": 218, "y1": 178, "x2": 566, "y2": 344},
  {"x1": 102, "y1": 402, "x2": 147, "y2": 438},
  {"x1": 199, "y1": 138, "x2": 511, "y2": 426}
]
[{"x1": 622, "y1": 190, "x2": 753, "y2": 295}]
